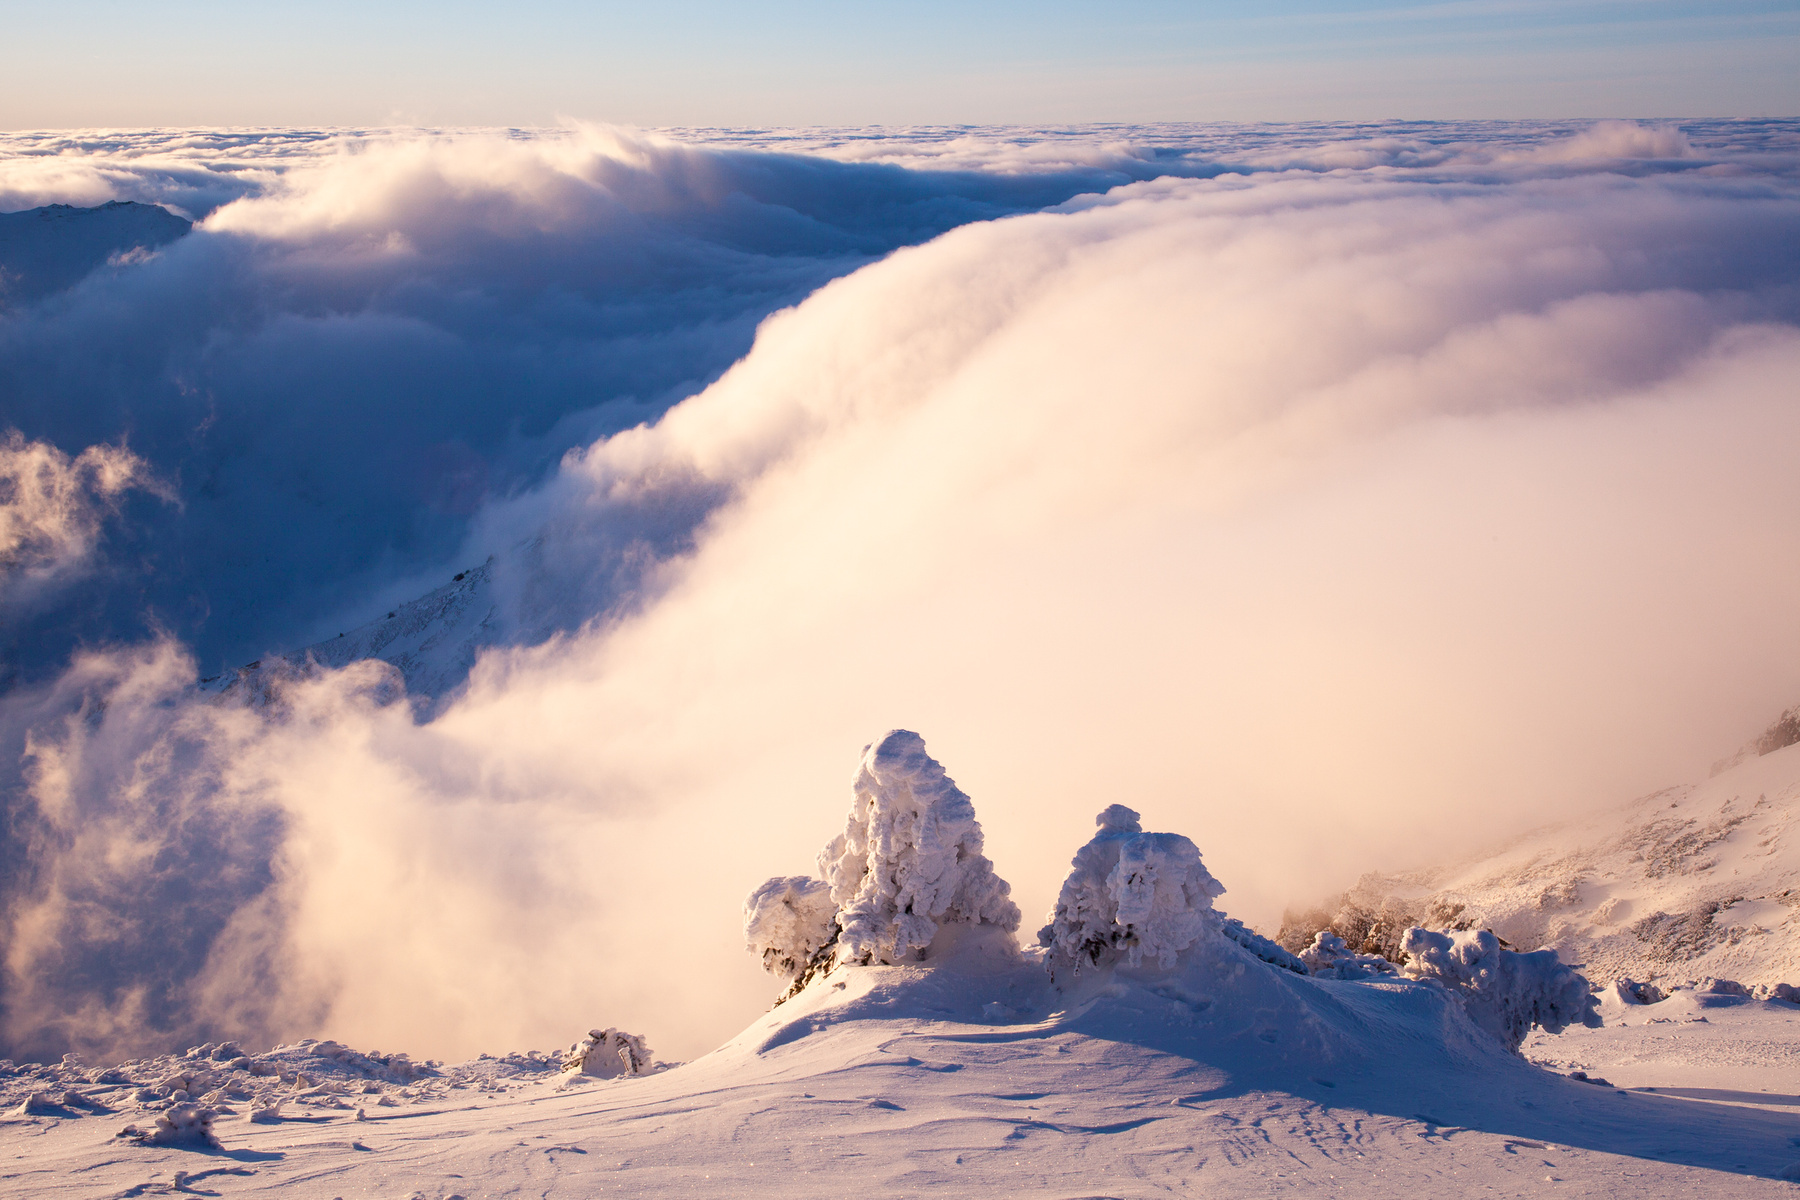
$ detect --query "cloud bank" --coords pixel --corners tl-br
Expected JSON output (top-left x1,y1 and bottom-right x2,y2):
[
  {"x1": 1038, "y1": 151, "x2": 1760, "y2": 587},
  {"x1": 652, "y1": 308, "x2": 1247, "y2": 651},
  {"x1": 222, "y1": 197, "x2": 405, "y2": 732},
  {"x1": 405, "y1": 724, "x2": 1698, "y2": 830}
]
[
  {"x1": 0, "y1": 125, "x2": 1166, "y2": 684},
  {"x1": 2, "y1": 122, "x2": 1799, "y2": 1067}
]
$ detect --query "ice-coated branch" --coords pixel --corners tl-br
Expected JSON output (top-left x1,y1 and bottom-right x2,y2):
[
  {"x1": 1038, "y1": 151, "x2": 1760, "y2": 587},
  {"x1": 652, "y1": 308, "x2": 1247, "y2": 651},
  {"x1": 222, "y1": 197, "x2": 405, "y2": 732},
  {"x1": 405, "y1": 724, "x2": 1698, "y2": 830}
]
[
  {"x1": 1039, "y1": 804, "x2": 1225, "y2": 976},
  {"x1": 1400, "y1": 928, "x2": 1600, "y2": 1051}
]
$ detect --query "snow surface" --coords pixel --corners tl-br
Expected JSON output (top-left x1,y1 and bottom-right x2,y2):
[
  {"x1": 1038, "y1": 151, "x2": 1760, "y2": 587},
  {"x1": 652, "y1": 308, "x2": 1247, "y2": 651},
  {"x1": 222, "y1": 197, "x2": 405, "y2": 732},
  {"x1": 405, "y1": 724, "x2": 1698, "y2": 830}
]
[
  {"x1": 7, "y1": 933, "x2": 1799, "y2": 1196},
  {"x1": 7, "y1": 731, "x2": 1800, "y2": 1195}
]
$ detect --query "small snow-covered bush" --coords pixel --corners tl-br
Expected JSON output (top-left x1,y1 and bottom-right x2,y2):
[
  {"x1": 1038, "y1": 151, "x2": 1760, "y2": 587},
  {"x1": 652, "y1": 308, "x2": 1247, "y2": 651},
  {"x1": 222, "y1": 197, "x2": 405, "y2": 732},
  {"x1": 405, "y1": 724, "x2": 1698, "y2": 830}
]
[
  {"x1": 743, "y1": 875, "x2": 837, "y2": 980},
  {"x1": 561, "y1": 1028, "x2": 654, "y2": 1078},
  {"x1": 119, "y1": 1103, "x2": 221, "y2": 1147},
  {"x1": 1606, "y1": 978, "x2": 1665, "y2": 1005},
  {"x1": 1300, "y1": 930, "x2": 1397, "y2": 979},
  {"x1": 1039, "y1": 804, "x2": 1225, "y2": 977},
  {"x1": 1400, "y1": 928, "x2": 1600, "y2": 1051},
  {"x1": 822, "y1": 730, "x2": 1020, "y2": 966}
]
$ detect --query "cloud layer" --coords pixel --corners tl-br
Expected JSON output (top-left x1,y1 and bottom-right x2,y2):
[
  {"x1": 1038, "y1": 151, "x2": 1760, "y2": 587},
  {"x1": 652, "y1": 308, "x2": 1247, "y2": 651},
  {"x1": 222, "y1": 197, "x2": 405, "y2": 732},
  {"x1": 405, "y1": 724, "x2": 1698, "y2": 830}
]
[
  {"x1": 0, "y1": 125, "x2": 1171, "y2": 683},
  {"x1": 3, "y1": 122, "x2": 1799, "y2": 1067}
]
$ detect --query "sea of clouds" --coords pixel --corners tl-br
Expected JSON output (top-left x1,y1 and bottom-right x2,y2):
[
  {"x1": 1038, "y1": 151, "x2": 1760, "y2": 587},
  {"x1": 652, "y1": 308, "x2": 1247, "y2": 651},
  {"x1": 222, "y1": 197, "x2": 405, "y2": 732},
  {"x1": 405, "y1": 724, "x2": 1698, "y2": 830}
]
[{"x1": 2, "y1": 119, "x2": 1799, "y2": 1065}]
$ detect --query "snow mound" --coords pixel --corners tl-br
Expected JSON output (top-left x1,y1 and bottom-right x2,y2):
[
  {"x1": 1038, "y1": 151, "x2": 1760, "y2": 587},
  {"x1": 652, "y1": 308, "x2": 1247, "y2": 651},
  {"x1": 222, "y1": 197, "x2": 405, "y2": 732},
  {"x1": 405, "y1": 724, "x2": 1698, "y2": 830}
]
[
  {"x1": 1039, "y1": 804, "x2": 1225, "y2": 977},
  {"x1": 1401, "y1": 928, "x2": 1601, "y2": 1051},
  {"x1": 560, "y1": 1028, "x2": 654, "y2": 1079},
  {"x1": 743, "y1": 875, "x2": 836, "y2": 980}
]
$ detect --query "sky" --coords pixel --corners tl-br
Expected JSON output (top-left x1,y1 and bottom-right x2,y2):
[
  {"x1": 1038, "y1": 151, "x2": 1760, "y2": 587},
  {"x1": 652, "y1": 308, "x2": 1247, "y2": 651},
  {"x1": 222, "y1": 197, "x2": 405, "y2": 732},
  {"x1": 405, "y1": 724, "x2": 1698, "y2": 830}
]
[{"x1": 2, "y1": 1, "x2": 1796, "y2": 128}]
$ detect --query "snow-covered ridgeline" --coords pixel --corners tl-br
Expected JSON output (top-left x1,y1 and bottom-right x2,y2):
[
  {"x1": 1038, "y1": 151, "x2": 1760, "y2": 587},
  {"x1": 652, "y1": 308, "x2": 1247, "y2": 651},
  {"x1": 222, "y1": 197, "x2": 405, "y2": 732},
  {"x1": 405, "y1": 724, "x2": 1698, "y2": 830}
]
[{"x1": 749, "y1": 730, "x2": 1600, "y2": 1055}]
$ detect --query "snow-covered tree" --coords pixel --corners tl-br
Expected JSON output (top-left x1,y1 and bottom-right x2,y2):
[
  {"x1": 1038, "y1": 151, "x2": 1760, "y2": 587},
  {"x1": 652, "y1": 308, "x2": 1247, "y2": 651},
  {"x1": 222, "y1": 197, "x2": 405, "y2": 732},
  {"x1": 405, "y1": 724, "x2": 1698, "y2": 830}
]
[
  {"x1": 1039, "y1": 804, "x2": 1225, "y2": 977},
  {"x1": 743, "y1": 875, "x2": 836, "y2": 980},
  {"x1": 1399, "y1": 928, "x2": 1600, "y2": 1051},
  {"x1": 742, "y1": 730, "x2": 1020, "y2": 990},
  {"x1": 824, "y1": 730, "x2": 1020, "y2": 965},
  {"x1": 561, "y1": 1028, "x2": 654, "y2": 1078}
]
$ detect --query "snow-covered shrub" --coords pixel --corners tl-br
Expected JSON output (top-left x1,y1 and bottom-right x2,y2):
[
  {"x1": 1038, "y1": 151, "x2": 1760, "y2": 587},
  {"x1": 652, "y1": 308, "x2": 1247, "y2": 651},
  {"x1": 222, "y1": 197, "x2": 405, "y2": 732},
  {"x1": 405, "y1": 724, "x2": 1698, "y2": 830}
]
[
  {"x1": 119, "y1": 1103, "x2": 221, "y2": 1147},
  {"x1": 561, "y1": 1028, "x2": 653, "y2": 1078},
  {"x1": 821, "y1": 730, "x2": 1020, "y2": 966},
  {"x1": 1222, "y1": 916, "x2": 1308, "y2": 974},
  {"x1": 1300, "y1": 930, "x2": 1398, "y2": 979},
  {"x1": 1039, "y1": 804, "x2": 1225, "y2": 977},
  {"x1": 1606, "y1": 978, "x2": 1665, "y2": 1005},
  {"x1": 744, "y1": 875, "x2": 837, "y2": 979},
  {"x1": 1400, "y1": 928, "x2": 1600, "y2": 1051}
]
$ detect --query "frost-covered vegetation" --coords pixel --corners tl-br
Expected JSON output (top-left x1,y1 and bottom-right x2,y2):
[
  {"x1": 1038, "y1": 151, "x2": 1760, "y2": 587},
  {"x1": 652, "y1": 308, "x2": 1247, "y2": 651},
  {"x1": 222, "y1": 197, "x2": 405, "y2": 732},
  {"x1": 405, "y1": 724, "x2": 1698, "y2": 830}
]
[
  {"x1": 746, "y1": 732, "x2": 1607, "y2": 1059},
  {"x1": 744, "y1": 875, "x2": 837, "y2": 981},
  {"x1": 1400, "y1": 928, "x2": 1600, "y2": 1050},
  {"x1": 1299, "y1": 931, "x2": 1399, "y2": 979},
  {"x1": 1038, "y1": 804, "x2": 1225, "y2": 978},
  {"x1": 560, "y1": 1028, "x2": 655, "y2": 1079},
  {"x1": 743, "y1": 731, "x2": 1020, "y2": 990}
]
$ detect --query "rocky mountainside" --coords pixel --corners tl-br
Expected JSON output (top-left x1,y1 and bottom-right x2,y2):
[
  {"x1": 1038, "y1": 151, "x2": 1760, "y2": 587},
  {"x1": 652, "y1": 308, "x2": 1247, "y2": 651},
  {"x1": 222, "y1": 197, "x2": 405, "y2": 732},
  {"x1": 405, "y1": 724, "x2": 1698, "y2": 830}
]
[
  {"x1": 0, "y1": 201, "x2": 190, "y2": 306},
  {"x1": 1280, "y1": 709, "x2": 1800, "y2": 992},
  {"x1": 200, "y1": 559, "x2": 500, "y2": 710}
]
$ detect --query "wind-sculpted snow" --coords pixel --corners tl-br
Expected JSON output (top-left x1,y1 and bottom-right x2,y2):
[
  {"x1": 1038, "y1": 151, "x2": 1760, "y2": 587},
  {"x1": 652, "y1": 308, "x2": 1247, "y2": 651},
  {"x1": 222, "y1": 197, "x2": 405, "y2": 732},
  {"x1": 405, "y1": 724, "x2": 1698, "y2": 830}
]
[
  {"x1": 1281, "y1": 733, "x2": 1800, "y2": 997},
  {"x1": 1040, "y1": 804, "x2": 1225, "y2": 977},
  {"x1": 4, "y1": 121, "x2": 1800, "y2": 1068},
  {"x1": 1299, "y1": 930, "x2": 1398, "y2": 979},
  {"x1": 559, "y1": 1028, "x2": 654, "y2": 1079}
]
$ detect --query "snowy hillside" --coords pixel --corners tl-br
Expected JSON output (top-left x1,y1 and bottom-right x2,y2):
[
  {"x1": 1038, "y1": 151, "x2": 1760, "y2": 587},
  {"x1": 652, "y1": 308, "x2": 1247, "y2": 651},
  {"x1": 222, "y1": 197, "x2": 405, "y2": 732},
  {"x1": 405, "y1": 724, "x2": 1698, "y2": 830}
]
[
  {"x1": 1280, "y1": 709, "x2": 1800, "y2": 993},
  {"x1": 200, "y1": 561, "x2": 500, "y2": 710},
  {"x1": 6, "y1": 731, "x2": 1799, "y2": 1197},
  {"x1": 0, "y1": 200, "x2": 189, "y2": 307}
]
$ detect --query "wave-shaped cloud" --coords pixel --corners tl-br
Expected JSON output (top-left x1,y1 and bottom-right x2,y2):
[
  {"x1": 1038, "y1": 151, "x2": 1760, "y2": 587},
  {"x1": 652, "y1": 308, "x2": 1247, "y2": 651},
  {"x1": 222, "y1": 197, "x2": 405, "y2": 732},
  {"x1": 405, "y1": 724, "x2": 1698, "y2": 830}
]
[
  {"x1": 0, "y1": 126, "x2": 1172, "y2": 684},
  {"x1": 3, "y1": 122, "x2": 1800, "y2": 1068}
]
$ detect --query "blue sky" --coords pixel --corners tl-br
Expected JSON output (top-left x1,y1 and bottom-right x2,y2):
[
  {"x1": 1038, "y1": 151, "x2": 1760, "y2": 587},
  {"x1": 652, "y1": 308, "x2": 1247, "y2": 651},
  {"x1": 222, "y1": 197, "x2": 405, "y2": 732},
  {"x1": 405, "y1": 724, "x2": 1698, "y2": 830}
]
[{"x1": 1, "y1": 1, "x2": 1796, "y2": 128}]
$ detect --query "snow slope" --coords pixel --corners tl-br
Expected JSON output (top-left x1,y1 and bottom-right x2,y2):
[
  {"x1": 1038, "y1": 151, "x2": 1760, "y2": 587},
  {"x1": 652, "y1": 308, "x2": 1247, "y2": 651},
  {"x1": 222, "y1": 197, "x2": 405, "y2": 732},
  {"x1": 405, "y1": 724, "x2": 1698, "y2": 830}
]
[
  {"x1": 6, "y1": 731, "x2": 1799, "y2": 1197},
  {"x1": 200, "y1": 561, "x2": 499, "y2": 710},
  {"x1": 1281, "y1": 729, "x2": 1800, "y2": 995},
  {"x1": 7, "y1": 938, "x2": 1799, "y2": 1197}
]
